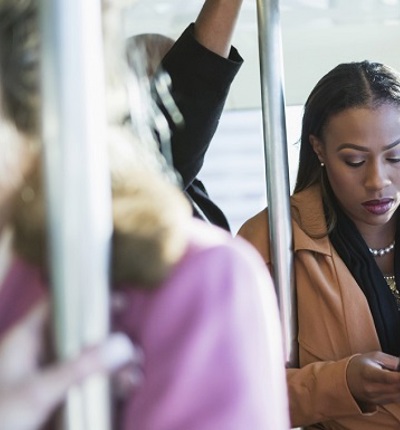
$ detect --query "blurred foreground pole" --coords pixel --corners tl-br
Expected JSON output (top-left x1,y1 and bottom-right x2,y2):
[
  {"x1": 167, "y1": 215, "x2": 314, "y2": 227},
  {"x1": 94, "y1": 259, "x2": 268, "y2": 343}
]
[
  {"x1": 256, "y1": 0, "x2": 298, "y2": 370},
  {"x1": 40, "y1": 0, "x2": 113, "y2": 429}
]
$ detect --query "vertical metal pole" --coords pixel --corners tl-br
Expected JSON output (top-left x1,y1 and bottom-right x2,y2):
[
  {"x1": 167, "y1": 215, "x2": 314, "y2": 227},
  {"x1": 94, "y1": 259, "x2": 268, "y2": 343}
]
[
  {"x1": 256, "y1": 0, "x2": 298, "y2": 369},
  {"x1": 40, "y1": 0, "x2": 113, "y2": 429}
]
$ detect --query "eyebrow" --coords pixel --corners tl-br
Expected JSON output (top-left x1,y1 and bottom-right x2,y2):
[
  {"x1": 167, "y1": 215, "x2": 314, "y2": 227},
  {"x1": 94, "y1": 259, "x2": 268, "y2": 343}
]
[{"x1": 337, "y1": 137, "x2": 400, "y2": 152}]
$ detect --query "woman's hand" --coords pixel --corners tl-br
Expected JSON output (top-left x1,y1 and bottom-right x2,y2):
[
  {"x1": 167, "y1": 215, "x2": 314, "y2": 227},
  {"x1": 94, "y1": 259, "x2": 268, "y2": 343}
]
[
  {"x1": 0, "y1": 300, "x2": 141, "y2": 430},
  {"x1": 347, "y1": 351, "x2": 400, "y2": 408}
]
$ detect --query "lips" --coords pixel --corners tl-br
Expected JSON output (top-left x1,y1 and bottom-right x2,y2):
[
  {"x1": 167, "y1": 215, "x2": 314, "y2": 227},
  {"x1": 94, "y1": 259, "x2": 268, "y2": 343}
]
[{"x1": 362, "y1": 199, "x2": 394, "y2": 215}]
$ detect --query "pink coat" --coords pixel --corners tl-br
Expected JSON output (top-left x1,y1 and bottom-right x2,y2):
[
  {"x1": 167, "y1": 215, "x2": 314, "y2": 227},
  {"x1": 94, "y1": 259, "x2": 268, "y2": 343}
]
[{"x1": 0, "y1": 220, "x2": 289, "y2": 429}]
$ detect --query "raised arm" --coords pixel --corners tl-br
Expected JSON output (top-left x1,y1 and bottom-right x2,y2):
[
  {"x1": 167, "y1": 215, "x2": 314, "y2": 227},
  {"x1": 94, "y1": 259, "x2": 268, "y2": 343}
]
[
  {"x1": 194, "y1": 0, "x2": 244, "y2": 58},
  {"x1": 158, "y1": 0, "x2": 244, "y2": 188}
]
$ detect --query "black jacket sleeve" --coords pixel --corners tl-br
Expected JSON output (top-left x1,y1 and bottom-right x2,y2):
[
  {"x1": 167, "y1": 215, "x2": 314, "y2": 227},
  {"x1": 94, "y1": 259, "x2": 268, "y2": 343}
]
[{"x1": 156, "y1": 23, "x2": 243, "y2": 188}]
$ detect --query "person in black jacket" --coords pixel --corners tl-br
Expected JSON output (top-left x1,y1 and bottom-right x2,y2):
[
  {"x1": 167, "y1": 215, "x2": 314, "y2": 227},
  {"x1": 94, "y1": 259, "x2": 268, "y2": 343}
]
[{"x1": 128, "y1": 0, "x2": 244, "y2": 232}]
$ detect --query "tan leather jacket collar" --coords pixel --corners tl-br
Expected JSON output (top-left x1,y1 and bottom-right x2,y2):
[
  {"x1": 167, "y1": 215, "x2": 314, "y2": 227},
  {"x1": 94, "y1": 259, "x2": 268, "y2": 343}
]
[{"x1": 291, "y1": 184, "x2": 331, "y2": 256}]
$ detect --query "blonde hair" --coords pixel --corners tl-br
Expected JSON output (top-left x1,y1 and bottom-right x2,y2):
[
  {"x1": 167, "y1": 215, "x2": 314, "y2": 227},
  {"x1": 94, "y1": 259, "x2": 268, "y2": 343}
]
[{"x1": 5, "y1": 0, "x2": 192, "y2": 288}]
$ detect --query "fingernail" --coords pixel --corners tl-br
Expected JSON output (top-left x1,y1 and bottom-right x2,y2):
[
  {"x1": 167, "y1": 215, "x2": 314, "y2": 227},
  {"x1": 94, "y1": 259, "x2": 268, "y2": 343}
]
[{"x1": 100, "y1": 333, "x2": 142, "y2": 372}]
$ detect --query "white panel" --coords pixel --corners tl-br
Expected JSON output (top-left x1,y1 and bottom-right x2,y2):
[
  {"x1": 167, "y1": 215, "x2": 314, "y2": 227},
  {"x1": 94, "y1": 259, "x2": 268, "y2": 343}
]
[{"x1": 124, "y1": 0, "x2": 400, "y2": 109}]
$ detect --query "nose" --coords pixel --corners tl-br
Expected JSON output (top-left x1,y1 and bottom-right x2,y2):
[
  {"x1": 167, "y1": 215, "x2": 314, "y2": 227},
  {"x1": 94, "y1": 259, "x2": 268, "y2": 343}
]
[{"x1": 364, "y1": 160, "x2": 391, "y2": 191}]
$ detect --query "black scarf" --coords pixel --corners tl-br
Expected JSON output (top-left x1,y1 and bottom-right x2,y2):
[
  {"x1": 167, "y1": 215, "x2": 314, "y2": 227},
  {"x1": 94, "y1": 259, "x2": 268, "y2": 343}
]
[{"x1": 326, "y1": 192, "x2": 400, "y2": 356}]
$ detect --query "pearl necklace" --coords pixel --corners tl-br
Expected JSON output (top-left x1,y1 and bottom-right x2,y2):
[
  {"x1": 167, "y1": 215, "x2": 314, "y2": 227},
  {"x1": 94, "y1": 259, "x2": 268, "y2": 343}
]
[{"x1": 368, "y1": 240, "x2": 395, "y2": 257}]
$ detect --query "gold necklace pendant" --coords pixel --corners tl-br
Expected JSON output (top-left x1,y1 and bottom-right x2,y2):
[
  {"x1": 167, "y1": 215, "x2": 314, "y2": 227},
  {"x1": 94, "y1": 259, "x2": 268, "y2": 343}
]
[{"x1": 384, "y1": 275, "x2": 400, "y2": 311}]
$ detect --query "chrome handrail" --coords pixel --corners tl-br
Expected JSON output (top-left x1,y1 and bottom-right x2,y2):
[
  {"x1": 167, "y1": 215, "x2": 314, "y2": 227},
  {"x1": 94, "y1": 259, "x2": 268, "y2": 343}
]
[
  {"x1": 40, "y1": 0, "x2": 112, "y2": 428},
  {"x1": 256, "y1": 0, "x2": 298, "y2": 370}
]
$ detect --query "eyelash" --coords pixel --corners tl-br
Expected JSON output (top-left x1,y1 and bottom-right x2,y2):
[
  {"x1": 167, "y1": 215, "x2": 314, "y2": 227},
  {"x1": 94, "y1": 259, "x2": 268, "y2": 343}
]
[
  {"x1": 345, "y1": 158, "x2": 400, "y2": 167},
  {"x1": 345, "y1": 161, "x2": 363, "y2": 167}
]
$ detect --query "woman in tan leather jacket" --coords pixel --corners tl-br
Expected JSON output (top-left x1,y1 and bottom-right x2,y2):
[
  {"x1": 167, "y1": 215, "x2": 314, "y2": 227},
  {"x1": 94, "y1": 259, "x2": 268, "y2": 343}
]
[{"x1": 239, "y1": 61, "x2": 400, "y2": 429}]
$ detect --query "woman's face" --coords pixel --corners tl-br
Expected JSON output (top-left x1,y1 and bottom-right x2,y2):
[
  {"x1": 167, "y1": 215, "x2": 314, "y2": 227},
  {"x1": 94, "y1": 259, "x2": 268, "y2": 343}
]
[{"x1": 311, "y1": 103, "x2": 400, "y2": 238}]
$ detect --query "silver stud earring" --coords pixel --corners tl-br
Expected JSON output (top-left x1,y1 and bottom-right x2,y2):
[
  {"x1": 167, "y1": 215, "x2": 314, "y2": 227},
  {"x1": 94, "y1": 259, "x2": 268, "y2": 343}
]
[{"x1": 320, "y1": 162, "x2": 325, "y2": 167}]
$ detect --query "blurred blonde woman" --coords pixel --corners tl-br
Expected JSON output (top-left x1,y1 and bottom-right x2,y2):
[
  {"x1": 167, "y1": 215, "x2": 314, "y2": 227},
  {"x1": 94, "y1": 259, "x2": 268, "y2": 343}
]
[{"x1": 0, "y1": 0, "x2": 289, "y2": 429}]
